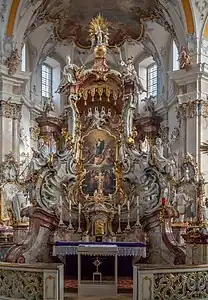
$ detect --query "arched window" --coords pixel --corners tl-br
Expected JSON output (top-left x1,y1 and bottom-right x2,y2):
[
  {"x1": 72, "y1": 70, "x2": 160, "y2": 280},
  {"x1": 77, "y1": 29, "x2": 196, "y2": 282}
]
[
  {"x1": 41, "y1": 63, "x2": 53, "y2": 99},
  {"x1": 41, "y1": 57, "x2": 61, "y2": 114},
  {"x1": 21, "y1": 44, "x2": 26, "y2": 71},
  {"x1": 173, "y1": 40, "x2": 179, "y2": 71},
  {"x1": 147, "y1": 63, "x2": 158, "y2": 97}
]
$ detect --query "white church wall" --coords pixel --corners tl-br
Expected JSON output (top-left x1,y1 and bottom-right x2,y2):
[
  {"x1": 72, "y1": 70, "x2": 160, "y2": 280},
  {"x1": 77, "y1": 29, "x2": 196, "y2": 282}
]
[
  {"x1": 200, "y1": 117, "x2": 208, "y2": 183},
  {"x1": 168, "y1": 102, "x2": 179, "y2": 154},
  {"x1": 2, "y1": 118, "x2": 13, "y2": 159},
  {"x1": 186, "y1": 117, "x2": 197, "y2": 155}
]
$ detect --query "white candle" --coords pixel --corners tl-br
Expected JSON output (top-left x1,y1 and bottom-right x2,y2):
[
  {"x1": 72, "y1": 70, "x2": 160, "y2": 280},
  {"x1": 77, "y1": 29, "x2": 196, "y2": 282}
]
[
  {"x1": 69, "y1": 200, "x2": 72, "y2": 211},
  {"x1": 60, "y1": 195, "x2": 62, "y2": 206},
  {"x1": 79, "y1": 203, "x2": 81, "y2": 214},
  {"x1": 127, "y1": 201, "x2": 130, "y2": 211},
  {"x1": 118, "y1": 204, "x2": 121, "y2": 215},
  {"x1": 136, "y1": 196, "x2": 139, "y2": 206}
]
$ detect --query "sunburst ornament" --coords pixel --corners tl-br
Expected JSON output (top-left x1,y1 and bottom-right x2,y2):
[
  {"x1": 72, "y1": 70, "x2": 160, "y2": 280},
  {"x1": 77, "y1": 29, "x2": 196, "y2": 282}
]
[{"x1": 89, "y1": 14, "x2": 109, "y2": 47}]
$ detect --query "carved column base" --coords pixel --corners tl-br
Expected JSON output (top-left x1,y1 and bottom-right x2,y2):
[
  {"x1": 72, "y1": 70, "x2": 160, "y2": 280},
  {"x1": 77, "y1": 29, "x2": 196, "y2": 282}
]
[
  {"x1": 123, "y1": 226, "x2": 146, "y2": 243},
  {"x1": 171, "y1": 223, "x2": 189, "y2": 245},
  {"x1": 49, "y1": 226, "x2": 75, "y2": 243},
  {"x1": 5, "y1": 207, "x2": 58, "y2": 263},
  {"x1": 141, "y1": 208, "x2": 186, "y2": 265},
  {"x1": 183, "y1": 226, "x2": 208, "y2": 265},
  {"x1": 12, "y1": 223, "x2": 29, "y2": 244}
]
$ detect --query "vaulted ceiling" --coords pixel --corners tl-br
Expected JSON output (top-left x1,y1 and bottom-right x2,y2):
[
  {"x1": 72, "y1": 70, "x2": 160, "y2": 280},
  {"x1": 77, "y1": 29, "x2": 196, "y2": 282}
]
[{"x1": 1, "y1": 0, "x2": 198, "y2": 74}]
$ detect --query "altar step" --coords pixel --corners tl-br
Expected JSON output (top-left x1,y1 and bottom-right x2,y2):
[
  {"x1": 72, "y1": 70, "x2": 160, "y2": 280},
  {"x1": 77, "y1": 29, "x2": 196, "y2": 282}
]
[
  {"x1": 64, "y1": 277, "x2": 133, "y2": 293},
  {"x1": 64, "y1": 293, "x2": 132, "y2": 300}
]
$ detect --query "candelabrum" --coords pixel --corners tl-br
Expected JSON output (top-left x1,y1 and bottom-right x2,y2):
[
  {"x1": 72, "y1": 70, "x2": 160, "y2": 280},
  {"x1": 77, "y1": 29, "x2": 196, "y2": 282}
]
[
  {"x1": 117, "y1": 205, "x2": 122, "y2": 234},
  {"x1": 125, "y1": 200, "x2": 131, "y2": 231},
  {"x1": 135, "y1": 196, "x2": 141, "y2": 227},
  {"x1": 67, "y1": 199, "x2": 74, "y2": 230},
  {"x1": 58, "y1": 195, "x2": 66, "y2": 227},
  {"x1": 77, "y1": 203, "x2": 82, "y2": 233},
  {"x1": 159, "y1": 197, "x2": 166, "y2": 225}
]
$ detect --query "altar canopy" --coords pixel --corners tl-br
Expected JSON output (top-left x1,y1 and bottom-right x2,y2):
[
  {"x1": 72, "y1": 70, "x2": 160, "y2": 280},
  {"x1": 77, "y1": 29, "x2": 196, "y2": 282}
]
[{"x1": 53, "y1": 241, "x2": 146, "y2": 257}]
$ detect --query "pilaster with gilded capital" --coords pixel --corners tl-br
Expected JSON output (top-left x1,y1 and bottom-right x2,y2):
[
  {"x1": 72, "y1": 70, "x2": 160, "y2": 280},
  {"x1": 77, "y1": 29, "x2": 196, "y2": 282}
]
[{"x1": 0, "y1": 101, "x2": 23, "y2": 163}]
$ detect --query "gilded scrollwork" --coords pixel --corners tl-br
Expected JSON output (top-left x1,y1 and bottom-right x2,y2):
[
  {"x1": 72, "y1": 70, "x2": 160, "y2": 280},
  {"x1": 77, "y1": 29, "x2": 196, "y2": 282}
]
[
  {"x1": 0, "y1": 101, "x2": 22, "y2": 119},
  {"x1": 0, "y1": 269, "x2": 43, "y2": 299},
  {"x1": 154, "y1": 271, "x2": 208, "y2": 299},
  {"x1": 29, "y1": 125, "x2": 40, "y2": 141}
]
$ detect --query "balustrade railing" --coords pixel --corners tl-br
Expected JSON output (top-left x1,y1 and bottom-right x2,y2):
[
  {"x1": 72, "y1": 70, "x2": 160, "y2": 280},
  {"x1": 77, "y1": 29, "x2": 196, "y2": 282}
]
[
  {"x1": 133, "y1": 264, "x2": 208, "y2": 300},
  {"x1": 0, "y1": 262, "x2": 64, "y2": 300}
]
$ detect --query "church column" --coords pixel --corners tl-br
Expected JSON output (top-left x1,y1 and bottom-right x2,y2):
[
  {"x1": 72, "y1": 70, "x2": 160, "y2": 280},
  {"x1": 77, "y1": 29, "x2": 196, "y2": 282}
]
[
  {"x1": 12, "y1": 106, "x2": 22, "y2": 161},
  {"x1": 0, "y1": 64, "x2": 30, "y2": 162},
  {"x1": 0, "y1": 101, "x2": 22, "y2": 163},
  {"x1": 169, "y1": 63, "x2": 208, "y2": 213},
  {"x1": 169, "y1": 64, "x2": 203, "y2": 163}
]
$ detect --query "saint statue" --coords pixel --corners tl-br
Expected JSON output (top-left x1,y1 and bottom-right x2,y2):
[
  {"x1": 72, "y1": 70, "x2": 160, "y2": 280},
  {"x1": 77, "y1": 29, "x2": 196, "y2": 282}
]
[
  {"x1": 96, "y1": 25, "x2": 105, "y2": 45},
  {"x1": 27, "y1": 137, "x2": 50, "y2": 178},
  {"x1": 56, "y1": 55, "x2": 84, "y2": 92},
  {"x1": 172, "y1": 186, "x2": 190, "y2": 223},
  {"x1": 151, "y1": 137, "x2": 170, "y2": 171},
  {"x1": 11, "y1": 191, "x2": 28, "y2": 224},
  {"x1": 117, "y1": 49, "x2": 146, "y2": 94}
]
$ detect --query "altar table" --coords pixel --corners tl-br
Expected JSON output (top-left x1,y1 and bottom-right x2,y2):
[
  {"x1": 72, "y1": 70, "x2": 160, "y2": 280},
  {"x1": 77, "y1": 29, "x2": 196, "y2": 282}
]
[
  {"x1": 53, "y1": 241, "x2": 146, "y2": 297},
  {"x1": 53, "y1": 241, "x2": 146, "y2": 257}
]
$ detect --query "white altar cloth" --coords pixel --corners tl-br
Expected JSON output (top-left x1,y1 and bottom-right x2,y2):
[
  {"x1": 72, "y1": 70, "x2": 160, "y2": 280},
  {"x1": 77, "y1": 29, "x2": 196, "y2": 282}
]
[{"x1": 53, "y1": 244, "x2": 146, "y2": 257}]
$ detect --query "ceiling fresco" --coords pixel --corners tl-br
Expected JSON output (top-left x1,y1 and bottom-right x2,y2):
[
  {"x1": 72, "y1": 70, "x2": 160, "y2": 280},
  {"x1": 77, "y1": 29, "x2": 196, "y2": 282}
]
[{"x1": 26, "y1": 0, "x2": 162, "y2": 47}]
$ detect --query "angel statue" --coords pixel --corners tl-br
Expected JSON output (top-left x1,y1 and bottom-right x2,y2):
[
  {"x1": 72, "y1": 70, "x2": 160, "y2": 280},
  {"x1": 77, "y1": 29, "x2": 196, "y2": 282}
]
[
  {"x1": 90, "y1": 108, "x2": 107, "y2": 129},
  {"x1": 89, "y1": 14, "x2": 109, "y2": 47},
  {"x1": 56, "y1": 55, "x2": 84, "y2": 92},
  {"x1": 116, "y1": 48, "x2": 146, "y2": 94}
]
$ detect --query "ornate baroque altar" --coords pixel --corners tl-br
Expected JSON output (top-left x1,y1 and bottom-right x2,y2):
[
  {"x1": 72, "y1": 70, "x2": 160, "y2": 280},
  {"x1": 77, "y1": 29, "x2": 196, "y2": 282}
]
[{"x1": 2, "y1": 15, "x2": 207, "y2": 274}]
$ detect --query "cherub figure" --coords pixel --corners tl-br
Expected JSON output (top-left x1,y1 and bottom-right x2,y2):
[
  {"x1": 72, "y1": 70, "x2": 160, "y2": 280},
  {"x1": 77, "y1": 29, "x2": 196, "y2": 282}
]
[
  {"x1": 6, "y1": 48, "x2": 21, "y2": 75},
  {"x1": 43, "y1": 96, "x2": 55, "y2": 116},
  {"x1": 179, "y1": 47, "x2": 192, "y2": 71}
]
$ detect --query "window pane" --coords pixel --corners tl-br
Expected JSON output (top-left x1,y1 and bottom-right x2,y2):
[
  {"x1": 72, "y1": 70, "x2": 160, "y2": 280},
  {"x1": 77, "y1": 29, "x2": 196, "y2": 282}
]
[
  {"x1": 147, "y1": 63, "x2": 157, "y2": 97},
  {"x1": 41, "y1": 64, "x2": 52, "y2": 98},
  {"x1": 173, "y1": 41, "x2": 179, "y2": 71},
  {"x1": 21, "y1": 44, "x2": 26, "y2": 71}
]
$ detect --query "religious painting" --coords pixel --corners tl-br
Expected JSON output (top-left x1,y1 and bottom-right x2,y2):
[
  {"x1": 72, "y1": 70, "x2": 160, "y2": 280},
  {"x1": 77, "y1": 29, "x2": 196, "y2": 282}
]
[{"x1": 81, "y1": 129, "x2": 116, "y2": 196}]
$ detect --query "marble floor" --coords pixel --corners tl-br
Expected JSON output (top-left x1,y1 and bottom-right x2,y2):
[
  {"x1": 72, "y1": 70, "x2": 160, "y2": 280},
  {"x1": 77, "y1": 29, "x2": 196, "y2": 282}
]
[{"x1": 64, "y1": 294, "x2": 132, "y2": 300}]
